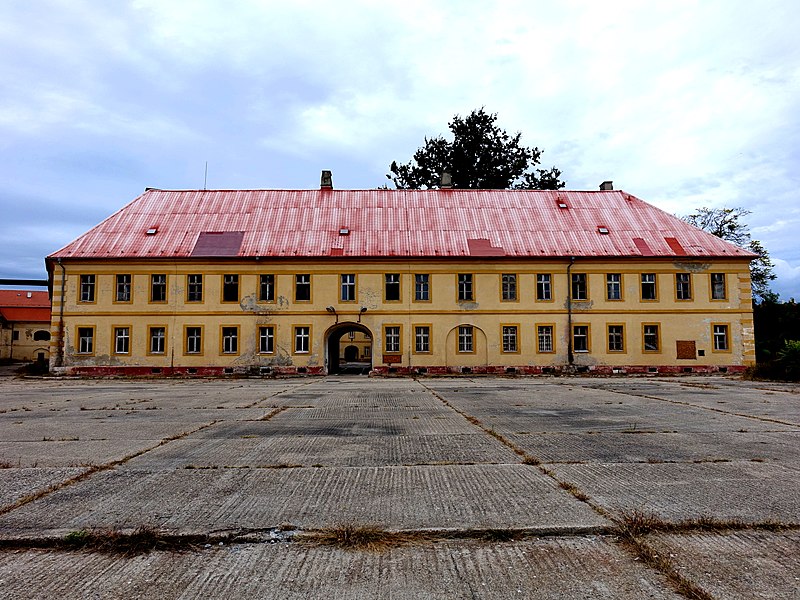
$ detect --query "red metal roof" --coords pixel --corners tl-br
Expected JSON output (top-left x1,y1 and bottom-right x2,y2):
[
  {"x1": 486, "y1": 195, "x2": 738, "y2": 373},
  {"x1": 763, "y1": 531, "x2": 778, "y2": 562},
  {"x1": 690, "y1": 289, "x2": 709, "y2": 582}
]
[
  {"x1": 47, "y1": 189, "x2": 755, "y2": 261},
  {"x1": 0, "y1": 307, "x2": 50, "y2": 323},
  {"x1": 0, "y1": 290, "x2": 50, "y2": 307}
]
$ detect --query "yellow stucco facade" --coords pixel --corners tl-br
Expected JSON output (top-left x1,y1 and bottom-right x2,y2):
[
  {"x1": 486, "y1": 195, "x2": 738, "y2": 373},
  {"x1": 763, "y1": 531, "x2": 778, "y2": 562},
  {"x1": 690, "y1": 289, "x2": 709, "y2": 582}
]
[{"x1": 49, "y1": 256, "x2": 754, "y2": 376}]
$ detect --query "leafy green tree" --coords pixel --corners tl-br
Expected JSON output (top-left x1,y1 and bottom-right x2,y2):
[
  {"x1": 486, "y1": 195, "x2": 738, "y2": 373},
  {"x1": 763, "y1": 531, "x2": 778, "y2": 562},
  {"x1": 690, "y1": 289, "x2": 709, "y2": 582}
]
[
  {"x1": 387, "y1": 108, "x2": 564, "y2": 190},
  {"x1": 683, "y1": 207, "x2": 777, "y2": 303}
]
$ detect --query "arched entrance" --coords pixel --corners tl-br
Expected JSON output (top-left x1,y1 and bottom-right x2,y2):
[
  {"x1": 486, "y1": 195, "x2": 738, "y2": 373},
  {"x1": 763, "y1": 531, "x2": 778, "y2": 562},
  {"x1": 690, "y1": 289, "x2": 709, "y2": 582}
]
[{"x1": 325, "y1": 322, "x2": 373, "y2": 375}]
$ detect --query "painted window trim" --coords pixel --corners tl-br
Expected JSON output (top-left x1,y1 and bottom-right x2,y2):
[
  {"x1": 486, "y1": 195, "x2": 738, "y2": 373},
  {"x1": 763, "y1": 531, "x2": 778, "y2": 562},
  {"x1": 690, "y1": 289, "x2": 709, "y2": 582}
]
[
  {"x1": 456, "y1": 273, "x2": 475, "y2": 303},
  {"x1": 500, "y1": 323, "x2": 521, "y2": 354},
  {"x1": 149, "y1": 274, "x2": 168, "y2": 304},
  {"x1": 535, "y1": 273, "x2": 554, "y2": 302},
  {"x1": 258, "y1": 274, "x2": 277, "y2": 303},
  {"x1": 535, "y1": 323, "x2": 556, "y2": 354},
  {"x1": 294, "y1": 274, "x2": 312, "y2": 303},
  {"x1": 572, "y1": 323, "x2": 591, "y2": 353},
  {"x1": 642, "y1": 322, "x2": 662, "y2": 354},
  {"x1": 113, "y1": 274, "x2": 133, "y2": 304},
  {"x1": 412, "y1": 323, "x2": 432, "y2": 354},
  {"x1": 711, "y1": 322, "x2": 732, "y2": 353},
  {"x1": 76, "y1": 325, "x2": 96, "y2": 355},
  {"x1": 219, "y1": 325, "x2": 240, "y2": 356},
  {"x1": 111, "y1": 324, "x2": 132, "y2": 355},
  {"x1": 384, "y1": 273, "x2": 402, "y2": 303},
  {"x1": 147, "y1": 325, "x2": 168, "y2": 356},
  {"x1": 606, "y1": 323, "x2": 626, "y2": 353},
  {"x1": 571, "y1": 273, "x2": 589, "y2": 302},
  {"x1": 675, "y1": 272, "x2": 693, "y2": 301},
  {"x1": 500, "y1": 273, "x2": 519, "y2": 303},
  {"x1": 183, "y1": 325, "x2": 204, "y2": 356},
  {"x1": 292, "y1": 324, "x2": 312, "y2": 354},
  {"x1": 78, "y1": 274, "x2": 97, "y2": 304},
  {"x1": 383, "y1": 324, "x2": 403, "y2": 354},
  {"x1": 710, "y1": 273, "x2": 727, "y2": 301},
  {"x1": 639, "y1": 273, "x2": 659, "y2": 302},
  {"x1": 340, "y1": 273, "x2": 358, "y2": 303},
  {"x1": 605, "y1": 273, "x2": 623, "y2": 302},
  {"x1": 185, "y1": 274, "x2": 204, "y2": 304},
  {"x1": 413, "y1": 273, "x2": 432, "y2": 303},
  {"x1": 258, "y1": 324, "x2": 276, "y2": 354}
]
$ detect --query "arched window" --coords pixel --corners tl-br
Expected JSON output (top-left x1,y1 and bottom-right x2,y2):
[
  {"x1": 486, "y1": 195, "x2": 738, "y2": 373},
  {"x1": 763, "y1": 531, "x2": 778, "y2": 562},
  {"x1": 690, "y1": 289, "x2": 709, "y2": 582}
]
[{"x1": 33, "y1": 330, "x2": 51, "y2": 341}]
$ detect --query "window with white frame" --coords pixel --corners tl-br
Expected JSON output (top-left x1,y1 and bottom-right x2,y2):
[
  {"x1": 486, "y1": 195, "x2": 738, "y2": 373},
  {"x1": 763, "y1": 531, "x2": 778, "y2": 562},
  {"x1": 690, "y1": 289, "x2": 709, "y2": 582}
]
[
  {"x1": 115, "y1": 274, "x2": 131, "y2": 302},
  {"x1": 713, "y1": 324, "x2": 729, "y2": 351},
  {"x1": 259, "y1": 326, "x2": 275, "y2": 353},
  {"x1": 501, "y1": 274, "x2": 517, "y2": 301},
  {"x1": 151, "y1": 274, "x2": 167, "y2": 302},
  {"x1": 259, "y1": 274, "x2": 275, "y2": 302},
  {"x1": 606, "y1": 273, "x2": 621, "y2": 300},
  {"x1": 415, "y1": 326, "x2": 430, "y2": 353},
  {"x1": 341, "y1": 274, "x2": 356, "y2": 301},
  {"x1": 643, "y1": 324, "x2": 660, "y2": 352},
  {"x1": 187, "y1": 274, "x2": 203, "y2": 302},
  {"x1": 711, "y1": 273, "x2": 726, "y2": 300},
  {"x1": 77, "y1": 327, "x2": 94, "y2": 354},
  {"x1": 294, "y1": 326, "x2": 310, "y2": 353},
  {"x1": 149, "y1": 326, "x2": 166, "y2": 354},
  {"x1": 457, "y1": 274, "x2": 473, "y2": 301},
  {"x1": 571, "y1": 273, "x2": 587, "y2": 300},
  {"x1": 676, "y1": 272, "x2": 692, "y2": 300},
  {"x1": 80, "y1": 275, "x2": 96, "y2": 302},
  {"x1": 607, "y1": 325, "x2": 624, "y2": 352},
  {"x1": 385, "y1": 326, "x2": 400, "y2": 353},
  {"x1": 415, "y1": 274, "x2": 430, "y2": 301},
  {"x1": 221, "y1": 326, "x2": 238, "y2": 354},
  {"x1": 295, "y1": 274, "x2": 311, "y2": 301},
  {"x1": 537, "y1": 325, "x2": 554, "y2": 352},
  {"x1": 502, "y1": 325, "x2": 518, "y2": 352},
  {"x1": 458, "y1": 325, "x2": 474, "y2": 352},
  {"x1": 385, "y1": 274, "x2": 401, "y2": 301},
  {"x1": 536, "y1": 274, "x2": 552, "y2": 301},
  {"x1": 572, "y1": 325, "x2": 589, "y2": 352},
  {"x1": 114, "y1": 327, "x2": 130, "y2": 354},
  {"x1": 641, "y1": 273, "x2": 657, "y2": 300},
  {"x1": 186, "y1": 327, "x2": 202, "y2": 354}
]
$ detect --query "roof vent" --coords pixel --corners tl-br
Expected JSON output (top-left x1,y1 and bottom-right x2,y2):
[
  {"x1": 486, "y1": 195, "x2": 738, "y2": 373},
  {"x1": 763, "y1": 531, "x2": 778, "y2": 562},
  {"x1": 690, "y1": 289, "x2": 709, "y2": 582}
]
[
  {"x1": 557, "y1": 199, "x2": 568, "y2": 209},
  {"x1": 320, "y1": 170, "x2": 333, "y2": 189},
  {"x1": 146, "y1": 227, "x2": 158, "y2": 235},
  {"x1": 600, "y1": 181, "x2": 613, "y2": 191},
  {"x1": 597, "y1": 226, "x2": 609, "y2": 234},
  {"x1": 339, "y1": 227, "x2": 350, "y2": 235}
]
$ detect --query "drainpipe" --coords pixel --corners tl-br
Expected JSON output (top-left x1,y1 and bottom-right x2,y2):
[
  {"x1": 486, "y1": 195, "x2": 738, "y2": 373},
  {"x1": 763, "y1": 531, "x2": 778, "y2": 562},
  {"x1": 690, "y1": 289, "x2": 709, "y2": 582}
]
[
  {"x1": 566, "y1": 256, "x2": 575, "y2": 365},
  {"x1": 9, "y1": 323, "x2": 14, "y2": 362},
  {"x1": 57, "y1": 259, "x2": 66, "y2": 367}
]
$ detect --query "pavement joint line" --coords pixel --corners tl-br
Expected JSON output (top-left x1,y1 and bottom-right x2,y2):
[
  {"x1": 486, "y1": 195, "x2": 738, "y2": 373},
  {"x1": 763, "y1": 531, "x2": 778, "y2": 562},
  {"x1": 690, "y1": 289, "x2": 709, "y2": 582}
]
[
  {"x1": 0, "y1": 420, "x2": 220, "y2": 518},
  {"x1": 571, "y1": 382, "x2": 800, "y2": 429},
  {"x1": 416, "y1": 380, "x2": 734, "y2": 600}
]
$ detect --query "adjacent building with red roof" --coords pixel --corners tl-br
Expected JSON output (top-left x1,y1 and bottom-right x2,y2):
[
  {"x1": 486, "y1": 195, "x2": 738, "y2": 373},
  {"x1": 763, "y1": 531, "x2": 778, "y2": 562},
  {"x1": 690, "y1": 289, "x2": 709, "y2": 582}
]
[
  {"x1": 0, "y1": 290, "x2": 52, "y2": 363},
  {"x1": 45, "y1": 176, "x2": 755, "y2": 376}
]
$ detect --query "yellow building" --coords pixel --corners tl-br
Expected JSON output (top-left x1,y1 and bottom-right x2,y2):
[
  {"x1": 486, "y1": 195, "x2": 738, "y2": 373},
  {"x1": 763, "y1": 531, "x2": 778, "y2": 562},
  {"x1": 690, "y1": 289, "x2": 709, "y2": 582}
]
[
  {"x1": 0, "y1": 290, "x2": 52, "y2": 364},
  {"x1": 46, "y1": 178, "x2": 755, "y2": 376}
]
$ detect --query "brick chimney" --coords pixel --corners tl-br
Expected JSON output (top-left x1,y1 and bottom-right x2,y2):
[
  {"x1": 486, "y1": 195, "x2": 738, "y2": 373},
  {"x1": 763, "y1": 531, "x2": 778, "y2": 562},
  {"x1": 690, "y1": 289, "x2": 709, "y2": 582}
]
[
  {"x1": 320, "y1": 170, "x2": 333, "y2": 189},
  {"x1": 600, "y1": 181, "x2": 613, "y2": 191},
  {"x1": 440, "y1": 172, "x2": 453, "y2": 189}
]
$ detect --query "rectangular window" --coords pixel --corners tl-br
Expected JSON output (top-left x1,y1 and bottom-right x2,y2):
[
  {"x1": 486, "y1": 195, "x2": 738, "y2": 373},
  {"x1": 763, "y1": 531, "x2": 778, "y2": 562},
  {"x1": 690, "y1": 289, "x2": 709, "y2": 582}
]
[
  {"x1": 221, "y1": 326, "x2": 238, "y2": 354},
  {"x1": 713, "y1": 324, "x2": 730, "y2": 351},
  {"x1": 676, "y1": 273, "x2": 692, "y2": 300},
  {"x1": 259, "y1": 274, "x2": 275, "y2": 302},
  {"x1": 185, "y1": 327, "x2": 202, "y2": 354},
  {"x1": 79, "y1": 274, "x2": 96, "y2": 302},
  {"x1": 77, "y1": 327, "x2": 94, "y2": 354},
  {"x1": 711, "y1": 273, "x2": 726, "y2": 300},
  {"x1": 502, "y1": 325, "x2": 518, "y2": 353},
  {"x1": 414, "y1": 326, "x2": 430, "y2": 353},
  {"x1": 606, "y1": 273, "x2": 621, "y2": 300},
  {"x1": 259, "y1": 326, "x2": 275, "y2": 353},
  {"x1": 607, "y1": 325, "x2": 624, "y2": 352},
  {"x1": 187, "y1": 274, "x2": 203, "y2": 302},
  {"x1": 115, "y1": 274, "x2": 131, "y2": 303},
  {"x1": 501, "y1": 274, "x2": 517, "y2": 301},
  {"x1": 294, "y1": 326, "x2": 310, "y2": 353},
  {"x1": 295, "y1": 274, "x2": 311, "y2": 301},
  {"x1": 458, "y1": 325, "x2": 474, "y2": 353},
  {"x1": 641, "y1": 273, "x2": 657, "y2": 300},
  {"x1": 643, "y1": 324, "x2": 660, "y2": 352},
  {"x1": 536, "y1": 274, "x2": 552, "y2": 301},
  {"x1": 537, "y1": 325, "x2": 554, "y2": 353},
  {"x1": 341, "y1": 274, "x2": 356, "y2": 302},
  {"x1": 415, "y1": 274, "x2": 430, "y2": 301},
  {"x1": 149, "y1": 326, "x2": 166, "y2": 354},
  {"x1": 457, "y1": 274, "x2": 473, "y2": 301},
  {"x1": 114, "y1": 327, "x2": 130, "y2": 354},
  {"x1": 571, "y1": 273, "x2": 587, "y2": 300},
  {"x1": 222, "y1": 274, "x2": 239, "y2": 302},
  {"x1": 385, "y1": 326, "x2": 401, "y2": 353},
  {"x1": 385, "y1": 274, "x2": 401, "y2": 301},
  {"x1": 151, "y1": 274, "x2": 167, "y2": 302},
  {"x1": 573, "y1": 325, "x2": 589, "y2": 352}
]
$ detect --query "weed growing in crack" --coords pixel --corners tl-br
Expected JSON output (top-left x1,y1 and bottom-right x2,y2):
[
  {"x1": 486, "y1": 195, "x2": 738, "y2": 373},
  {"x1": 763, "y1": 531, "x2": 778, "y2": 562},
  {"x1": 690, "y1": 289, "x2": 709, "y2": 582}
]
[{"x1": 301, "y1": 524, "x2": 423, "y2": 552}]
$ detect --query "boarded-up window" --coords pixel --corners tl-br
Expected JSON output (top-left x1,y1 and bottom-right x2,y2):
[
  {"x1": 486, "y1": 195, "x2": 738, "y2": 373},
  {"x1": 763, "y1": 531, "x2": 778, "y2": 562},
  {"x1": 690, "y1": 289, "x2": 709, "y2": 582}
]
[{"x1": 676, "y1": 340, "x2": 696, "y2": 360}]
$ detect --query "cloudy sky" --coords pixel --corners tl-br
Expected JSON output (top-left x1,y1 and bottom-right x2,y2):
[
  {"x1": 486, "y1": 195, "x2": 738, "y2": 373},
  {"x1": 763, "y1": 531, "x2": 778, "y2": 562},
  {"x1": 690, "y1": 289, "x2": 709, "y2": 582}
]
[{"x1": 2, "y1": 0, "x2": 799, "y2": 299}]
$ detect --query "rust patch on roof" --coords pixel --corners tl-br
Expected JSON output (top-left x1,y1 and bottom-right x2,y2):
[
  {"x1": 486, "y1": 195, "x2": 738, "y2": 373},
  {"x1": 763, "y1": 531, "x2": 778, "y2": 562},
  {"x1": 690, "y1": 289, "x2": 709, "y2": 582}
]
[
  {"x1": 665, "y1": 237, "x2": 687, "y2": 255},
  {"x1": 632, "y1": 238, "x2": 655, "y2": 256},
  {"x1": 467, "y1": 238, "x2": 505, "y2": 256},
  {"x1": 191, "y1": 231, "x2": 244, "y2": 257}
]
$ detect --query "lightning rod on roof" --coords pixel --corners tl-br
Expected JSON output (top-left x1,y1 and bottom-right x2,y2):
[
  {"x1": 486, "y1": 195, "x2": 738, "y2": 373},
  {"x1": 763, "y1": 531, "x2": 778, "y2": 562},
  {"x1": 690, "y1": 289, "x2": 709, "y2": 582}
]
[{"x1": 204, "y1": 161, "x2": 208, "y2": 190}]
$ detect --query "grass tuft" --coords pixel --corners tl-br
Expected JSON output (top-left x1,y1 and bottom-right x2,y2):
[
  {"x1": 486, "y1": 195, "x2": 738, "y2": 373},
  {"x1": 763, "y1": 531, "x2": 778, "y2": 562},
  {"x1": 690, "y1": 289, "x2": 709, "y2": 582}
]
[
  {"x1": 301, "y1": 524, "x2": 423, "y2": 552},
  {"x1": 62, "y1": 525, "x2": 173, "y2": 555}
]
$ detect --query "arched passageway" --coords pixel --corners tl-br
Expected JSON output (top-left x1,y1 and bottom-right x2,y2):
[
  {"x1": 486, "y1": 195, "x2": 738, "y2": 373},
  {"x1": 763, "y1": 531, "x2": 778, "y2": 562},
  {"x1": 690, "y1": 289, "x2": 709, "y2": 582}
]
[{"x1": 325, "y1": 322, "x2": 373, "y2": 375}]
